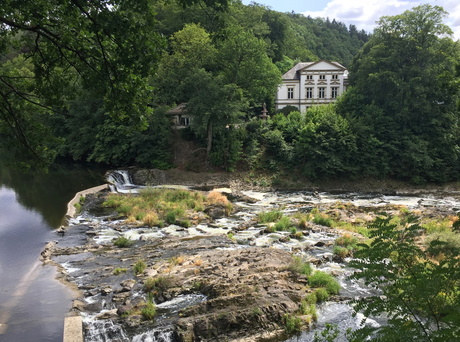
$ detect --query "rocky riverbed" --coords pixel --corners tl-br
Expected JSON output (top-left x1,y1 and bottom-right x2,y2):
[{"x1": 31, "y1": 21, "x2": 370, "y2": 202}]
[{"x1": 42, "y1": 169, "x2": 460, "y2": 342}]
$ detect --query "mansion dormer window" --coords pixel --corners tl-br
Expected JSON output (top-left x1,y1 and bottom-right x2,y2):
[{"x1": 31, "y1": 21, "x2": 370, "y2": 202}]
[
  {"x1": 306, "y1": 75, "x2": 313, "y2": 80},
  {"x1": 332, "y1": 74, "x2": 339, "y2": 80},
  {"x1": 319, "y1": 75, "x2": 326, "y2": 80}
]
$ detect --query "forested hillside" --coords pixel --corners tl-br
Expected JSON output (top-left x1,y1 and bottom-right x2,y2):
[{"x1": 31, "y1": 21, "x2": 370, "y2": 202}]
[
  {"x1": 1, "y1": 1, "x2": 460, "y2": 185},
  {"x1": 0, "y1": 0, "x2": 368, "y2": 171}
]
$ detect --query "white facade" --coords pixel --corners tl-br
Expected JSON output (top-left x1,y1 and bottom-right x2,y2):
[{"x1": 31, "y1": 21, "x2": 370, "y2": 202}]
[{"x1": 275, "y1": 60, "x2": 348, "y2": 113}]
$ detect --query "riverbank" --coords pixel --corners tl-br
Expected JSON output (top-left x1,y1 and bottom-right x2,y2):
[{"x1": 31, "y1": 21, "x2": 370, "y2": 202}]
[{"x1": 131, "y1": 168, "x2": 460, "y2": 195}]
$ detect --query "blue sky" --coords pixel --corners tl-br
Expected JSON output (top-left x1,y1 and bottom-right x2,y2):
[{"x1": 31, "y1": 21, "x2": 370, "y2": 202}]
[{"x1": 241, "y1": 0, "x2": 460, "y2": 40}]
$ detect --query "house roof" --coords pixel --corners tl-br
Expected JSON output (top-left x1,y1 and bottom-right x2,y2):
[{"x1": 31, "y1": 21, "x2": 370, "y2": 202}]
[
  {"x1": 167, "y1": 103, "x2": 187, "y2": 115},
  {"x1": 282, "y1": 60, "x2": 347, "y2": 80},
  {"x1": 282, "y1": 62, "x2": 314, "y2": 80}
]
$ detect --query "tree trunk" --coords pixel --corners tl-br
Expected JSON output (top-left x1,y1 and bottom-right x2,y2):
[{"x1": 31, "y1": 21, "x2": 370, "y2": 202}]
[{"x1": 206, "y1": 120, "x2": 213, "y2": 164}]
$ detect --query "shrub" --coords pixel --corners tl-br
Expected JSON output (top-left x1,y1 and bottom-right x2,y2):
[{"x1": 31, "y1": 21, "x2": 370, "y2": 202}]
[
  {"x1": 258, "y1": 210, "x2": 283, "y2": 223},
  {"x1": 305, "y1": 292, "x2": 317, "y2": 304},
  {"x1": 144, "y1": 276, "x2": 173, "y2": 294},
  {"x1": 165, "y1": 211, "x2": 176, "y2": 224},
  {"x1": 313, "y1": 213, "x2": 334, "y2": 227},
  {"x1": 335, "y1": 233, "x2": 358, "y2": 248},
  {"x1": 169, "y1": 256, "x2": 185, "y2": 265},
  {"x1": 333, "y1": 246, "x2": 350, "y2": 258},
  {"x1": 422, "y1": 218, "x2": 453, "y2": 234},
  {"x1": 165, "y1": 189, "x2": 193, "y2": 203},
  {"x1": 179, "y1": 219, "x2": 191, "y2": 228},
  {"x1": 288, "y1": 256, "x2": 313, "y2": 276},
  {"x1": 313, "y1": 288, "x2": 330, "y2": 303},
  {"x1": 283, "y1": 314, "x2": 303, "y2": 334},
  {"x1": 113, "y1": 237, "x2": 134, "y2": 248},
  {"x1": 425, "y1": 231, "x2": 460, "y2": 256},
  {"x1": 141, "y1": 300, "x2": 156, "y2": 320},
  {"x1": 308, "y1": 271, "x2": 340, "y2": 295},
  {"x1": 74, "y1": 202, "x2": 82, "y2": 213},
  {"x1": 252, "y1": 307, "x2": 263, "y2": 316},
  {"x1": 299, "y1": 300, "x2": 318, "y2": 321},
  {"x1": 275, "y1": 216, "x2": 292, "y2": 231},
  {"x1": 133, "y1": 260, "x2": 146, "y2": 275},
  {"x1": 118, "y1": 204, "x2": 133, "y2": 216}
]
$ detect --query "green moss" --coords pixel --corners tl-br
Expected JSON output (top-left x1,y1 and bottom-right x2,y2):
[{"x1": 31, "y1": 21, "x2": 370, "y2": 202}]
[{"x1": 113, "y1": 267, "x2": 128, "y2": 275}]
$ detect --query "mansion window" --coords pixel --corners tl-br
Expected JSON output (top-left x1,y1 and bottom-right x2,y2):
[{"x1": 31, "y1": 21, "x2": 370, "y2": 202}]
[
  {"x1": 306, "y1": 87, "x2": 313, "y2": 99},
  {"x1": 306, "y1": 75, "x2": 313, "y2": 80},
  {"x1": 332, "y1": 74, "x2": 338, "y2": 80},
  {"x1": 287, "y1": 87, "x2": 294, "y2": 99},
  {"x1": 319, "y1": 75, "x2": 326, "y2": 80},
  {"x1": 331, "y1": 87, "x2": 338, "y2": 99},
  {"x1": 318, "y1": 87, "x2": 325, "y2": 99}
]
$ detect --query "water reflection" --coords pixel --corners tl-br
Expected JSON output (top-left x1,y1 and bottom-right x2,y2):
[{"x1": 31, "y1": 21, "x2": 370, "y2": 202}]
[
  {"x1": 0, "y1": 158, "x2": 106, "y2": 228},
  {"x1": 0, "y1": 158, "x2": 106, "y2": 341}
]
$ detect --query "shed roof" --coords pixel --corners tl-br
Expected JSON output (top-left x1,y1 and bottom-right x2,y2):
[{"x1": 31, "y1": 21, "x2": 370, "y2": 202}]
[{"x1": 167, "y1": 103, "x2": 187, "y2": 115}]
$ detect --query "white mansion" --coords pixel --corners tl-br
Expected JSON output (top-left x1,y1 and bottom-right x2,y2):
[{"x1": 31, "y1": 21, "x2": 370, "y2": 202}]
[{"x1": 275, "y1": 60, "x2": 348, "y2": 112}]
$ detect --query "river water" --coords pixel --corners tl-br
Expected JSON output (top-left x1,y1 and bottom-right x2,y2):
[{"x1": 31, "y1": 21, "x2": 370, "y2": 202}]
[
  {"x1": 68, "y1": 171, "x2": 460, "y2": 342},
  {"x1": 0, "y1": 161, "x2": 105, "y2": 342}
]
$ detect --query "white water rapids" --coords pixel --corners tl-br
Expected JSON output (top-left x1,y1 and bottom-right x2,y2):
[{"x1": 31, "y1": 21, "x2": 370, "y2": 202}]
[{"x1": 76, "y1": 170, "x2": 460, "y2": 342}]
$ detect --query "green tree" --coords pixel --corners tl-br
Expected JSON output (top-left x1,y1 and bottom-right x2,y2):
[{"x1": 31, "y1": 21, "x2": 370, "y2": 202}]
[
  {"x1": 154, "y1": 23, "x2": 216, "y2": 104},
  {"x1": 341, "y1": 5, "x2": 460, "y2": 182},
  {"x1": 0, "y1": 55, "x2": 57, "y2": 170},
  {"x1": 216, "y1": 25, "x2": 281, "y2": 107},
  {"x1": 0, "y1": 0, "x2": 165, "y2": 167},
  {"x1": 184, "y1": 70, "x2": 246, "y2": 162},
  {"x1": 349, "y1": 215, "x2": 460, "y2": 342},
  {"x1": 294, "y1": 104, "x2": 357, "y2": 178}
]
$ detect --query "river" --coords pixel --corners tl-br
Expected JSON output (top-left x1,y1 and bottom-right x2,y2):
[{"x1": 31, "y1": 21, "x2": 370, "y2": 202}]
[{"x1": 0, "y1": 161, "x2": 106, "y2": 342}]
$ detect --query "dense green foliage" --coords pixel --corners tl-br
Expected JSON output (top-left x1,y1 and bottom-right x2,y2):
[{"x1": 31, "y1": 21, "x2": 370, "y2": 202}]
[
  {"x1": 2, "y1": 2, "x2": 460, "y2": 184},
  {"x1": 348, "y1": 215, "x2": 460, "y2": 342},
  {"x1": 338, "y1": 5, "x2": 460, "y2": 183},
  {"x1": 0, "y1": 0, "x2": 368, "y2": 170},
  {"x1": 0, "y1": 0, "x2": 165, "y2": 169}
]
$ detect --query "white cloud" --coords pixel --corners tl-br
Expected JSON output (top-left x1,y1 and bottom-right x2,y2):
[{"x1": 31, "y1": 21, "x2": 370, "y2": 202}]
[{"x1": 303, "y1": 0, "x2": 460, "y2": 40}]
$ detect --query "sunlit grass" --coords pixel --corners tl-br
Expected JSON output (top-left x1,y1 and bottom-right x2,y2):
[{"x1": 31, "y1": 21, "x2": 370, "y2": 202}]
[{"x1": 103, "y1": 188, "x2": 232, "y2": 226}]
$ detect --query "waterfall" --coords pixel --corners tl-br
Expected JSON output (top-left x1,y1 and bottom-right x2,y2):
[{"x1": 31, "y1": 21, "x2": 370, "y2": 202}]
[
  {"x1": 132, "y1": 327, "x2": 178, "y2": 342},
  {"x1": 84, "y1": 318, "x2": 177, "y2": 342},
  {"x1": 106, "y1": 170, "x2": 142, "y2": 193},
  {"x1": 84, "y1": 319, "x2": 129, "y2": 342}
]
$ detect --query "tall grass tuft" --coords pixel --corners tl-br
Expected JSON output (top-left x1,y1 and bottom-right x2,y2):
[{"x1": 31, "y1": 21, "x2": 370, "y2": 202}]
[
  {"x1": 258, "y1": 210, "x2": 283, "y2": 223},
  {"x1": 141, "y1": 300, "x2": 156, "y2": 320},
  {"x1": 113, "y1": 236, "x2": 134, "y2": 248},
  {"x1": 288, "y1": 256, "x2": 312, "y2": 276},
  {"x1": 133, "y1": 260, "x2": 146, "y2": 275},
  {"x1": 308, "y1": 271, "x2": 340, "y2": 295}
]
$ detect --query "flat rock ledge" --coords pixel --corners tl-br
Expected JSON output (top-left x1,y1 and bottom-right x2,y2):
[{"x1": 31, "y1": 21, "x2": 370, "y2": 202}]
[{"x1": 51, "y1": 232, "x2": 313, "y2": 342}]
